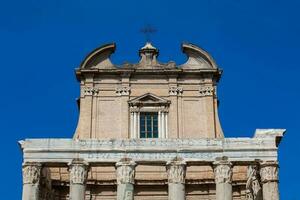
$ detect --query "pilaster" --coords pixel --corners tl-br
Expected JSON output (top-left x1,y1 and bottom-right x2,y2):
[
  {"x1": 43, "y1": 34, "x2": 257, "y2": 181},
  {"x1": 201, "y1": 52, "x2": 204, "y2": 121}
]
[{"x1": 260, "y1": 161, "x2": 279, "y2": 200}]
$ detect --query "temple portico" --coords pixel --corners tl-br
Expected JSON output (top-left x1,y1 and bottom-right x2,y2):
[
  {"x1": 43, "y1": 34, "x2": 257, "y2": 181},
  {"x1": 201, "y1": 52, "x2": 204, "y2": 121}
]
[{"x1": 20, "y1": 129, "x2": 284, "y2": 200}]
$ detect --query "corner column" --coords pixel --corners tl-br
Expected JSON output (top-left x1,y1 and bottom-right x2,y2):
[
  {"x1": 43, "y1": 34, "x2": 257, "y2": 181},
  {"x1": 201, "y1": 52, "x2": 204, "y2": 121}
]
[
  {"x1": 260, "y1": 161, "x2": 279, "y2": 200},
  {"x1": 166, "y1": 158, "x2": 186, "y2": 200},
  {"x1": 22, "y1": 162, "x2": 42, "y2": 200},
  {"x1": 116, "y1": 159, "x2": 137, "y2": 200},
  {"x1": 213, "y1": 159, "x2": 233, "y2": 200},
  {"x1": 69, "y1": 160, "x2": 89, "y2": 200}
]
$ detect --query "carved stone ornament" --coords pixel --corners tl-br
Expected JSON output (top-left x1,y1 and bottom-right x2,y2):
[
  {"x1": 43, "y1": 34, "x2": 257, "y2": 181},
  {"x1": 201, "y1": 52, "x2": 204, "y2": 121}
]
[
  {"x1": 82, "y1": 86, "x2": 100, "y2": 96},
  {"x1": 260, "y1": 161, "x2": 278, "y2": 183},
  {"x1": 166, "y1": 159, "x2": 186, "y2": 184},
  {"x1": 199, "y1": 85, "x2": 215, "y2": 97},
  {"x1": 69, "y1": 161, "x2": 89, "y2": 185},
  {"x1": 116, "y1": 159, "x2": 137, "y2": 184},
  {"x1": 169, "y1": 86, "x2": 183, "y2": 96},
  {"x1": 116, "y1": 86, "x2": 131, "y2": 96},
  {"x1": 129, "y1": 106, "x2": 140, "y2": 113},
  {"x1": 246, "y1": 165, "x2": 262, "y2": 200},
  {"x1": 213, "y1": 160, "x2": 233, "y2": 184},
  {"x1": 22, "y1": 163, "x2": 42, "y2": 185}
]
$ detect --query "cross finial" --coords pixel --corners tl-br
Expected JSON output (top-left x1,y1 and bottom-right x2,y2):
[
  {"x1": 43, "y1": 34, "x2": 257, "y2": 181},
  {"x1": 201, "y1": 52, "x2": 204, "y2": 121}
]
[{"x1": 140, "y1": 24, "x2": 157, "y2": 42}]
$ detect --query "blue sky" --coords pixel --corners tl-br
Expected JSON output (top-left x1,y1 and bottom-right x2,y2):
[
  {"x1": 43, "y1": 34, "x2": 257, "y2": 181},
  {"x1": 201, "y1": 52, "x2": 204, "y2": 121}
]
[{"x1": 0, "y1": 0, "x2": 299, "y2": 199}]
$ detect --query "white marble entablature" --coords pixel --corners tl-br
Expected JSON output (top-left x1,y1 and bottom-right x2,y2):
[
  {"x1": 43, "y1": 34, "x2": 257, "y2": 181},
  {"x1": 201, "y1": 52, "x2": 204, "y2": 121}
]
[{"x1": 19, "y1": 129, "x2": 285, "y2": 164}]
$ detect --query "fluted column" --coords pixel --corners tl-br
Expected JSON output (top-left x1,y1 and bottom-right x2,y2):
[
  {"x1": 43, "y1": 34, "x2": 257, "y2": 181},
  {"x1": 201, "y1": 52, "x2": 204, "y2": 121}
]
[
  {"x1": 260, "y1": 161, "x2": 279, "y2": 200},
  {"x1": 69, "y1": 160, "x2": 89, "y2": 200},
  {"x1": 166, "y1": 158, "x2": 186, "y2": 200},
  {"x1": 213, "y1": 159, "x2": 233, "y2": 200},
  {"x1": 116, "y1": 159, "x2": 137, "y2": 200},
  {"x1": 22, "y1": 162, "x2": 42, "y2": 200}
]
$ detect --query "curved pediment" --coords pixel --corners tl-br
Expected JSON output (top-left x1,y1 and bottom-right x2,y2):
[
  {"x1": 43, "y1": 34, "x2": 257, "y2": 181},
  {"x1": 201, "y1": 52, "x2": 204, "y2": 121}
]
[
  {"x1": 180, "y1": 43, "x2": 218, "y2": 69},
  {"x1": 80, "y1": 43, "x2": 116, "y2": 69},
  {"x1": 128, "y1": 93, "x2": 170, "y2": 106}
]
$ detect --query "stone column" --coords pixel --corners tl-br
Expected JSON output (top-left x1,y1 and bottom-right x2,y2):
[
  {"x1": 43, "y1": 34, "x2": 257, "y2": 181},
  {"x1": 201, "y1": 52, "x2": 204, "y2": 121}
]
[
  {"x1": 116, "y1": 159, "x2": 137, "y2": 200},
  {"x1": 260, "y1": 161, "x2": 279, "y2": 200},
  {"x1": 166, "y1": 158, "x2": 186, "y2": 200},
  {"x1": 213, "y1": 159, "x2": 233, "y2": 200},
  {"x1": 22, "y1": 162, "x2": 42, "y2": 200},
  {"x1": 69, "y1": 160, "x2": 89, "y2": 200}
]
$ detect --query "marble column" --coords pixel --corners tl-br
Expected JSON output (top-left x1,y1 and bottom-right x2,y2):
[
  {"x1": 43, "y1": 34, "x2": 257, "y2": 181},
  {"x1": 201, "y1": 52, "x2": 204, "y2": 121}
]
[
  {"x1": 213, "y1": 159, "x2": 233, "y2": 200},
  {"x1": 166, "y1": 158, "x2": 186, "y2": 200},
  {"x1": 69, "y1": 160, "x2": 89, "y2": 200},
  {"x1": 260, "y1": 161, "x2": 279, "y2": 200},
  {"x1": 116, "y1": 159, "x2": 137, "y2": 200},
  {"x1": 246, "y1": 165, "x2": 262, "y2": 200},
  {"x1": 22, "y1": 162, "x2": 42, "y2": 200}
]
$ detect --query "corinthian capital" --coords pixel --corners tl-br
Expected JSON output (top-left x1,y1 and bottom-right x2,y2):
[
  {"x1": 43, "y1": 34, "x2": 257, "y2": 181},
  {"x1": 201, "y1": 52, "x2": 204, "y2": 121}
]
[
  {"x1": 260, "y1": 161, "x2": 279, "y2": 183},
  {"x1": 213, "y1": 159, "x2": 233, "y2": 184},
  {"x1": 22, "y1": 162, "x2": 42, "y2": 185},
  {"x1": 166, "y1": 158, "x2": 186, "y2": 184},
  {"x1": 69, "y1": 160, "x2": 89, "y2": 185},
  {"x1": 116, "y1": 158, "x2": 137, "y2": 184}
]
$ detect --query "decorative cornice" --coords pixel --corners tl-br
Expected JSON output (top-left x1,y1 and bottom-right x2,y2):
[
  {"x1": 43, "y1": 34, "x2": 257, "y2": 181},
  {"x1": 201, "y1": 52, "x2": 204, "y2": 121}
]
[
  {"x1": 22, "y1": 163, "x2": 42, "y2": 185},
  {"x1": 115, "y1": 159, "x2": 136, "y2": 184},
  {"x1": 82, "y1": 86, "x2": 100, "y2": 96},
  {"x1": 260, "y1": 161, "x2": 278, "y2": 183},
  {"x1": 169, "y1": 86, "x2": 183, "y2": 96},
  {"x1": 166, "y1": 158, "x2": 186, "y2": 184},
  {"x1": 69, "y1": 160, "x2": 89, "y2": 185},
  {"x1": 199, "y1": 85, "x2": 214, "y2": 97},
  {"x1": 213, "y1": 159, "x2": 232, "y2": 184},
  {"x1": 116, "y1": 86, "x2": 131, "y2": 96}
]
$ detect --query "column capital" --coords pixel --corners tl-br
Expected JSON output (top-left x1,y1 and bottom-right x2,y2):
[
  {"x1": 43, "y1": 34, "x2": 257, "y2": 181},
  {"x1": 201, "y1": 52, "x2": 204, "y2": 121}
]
[
  {"x1": 260, "y1": 161, "x2": 279, "y2": 183},
  {"x1": 166, "y1": 158, "x2": 186, "y2": 184},
  {"x1": 115, "y1": 158, "x2": 137, "y2": 184},
  {"x1": 22, "y1": 162, "x2": 42, "y2": 185},
  {"x1": 213, "y1": 159, "x2": 233, "y2": 184},
  {"x1": 69, "y1": 159, "x2": 89, "y2": 185}
]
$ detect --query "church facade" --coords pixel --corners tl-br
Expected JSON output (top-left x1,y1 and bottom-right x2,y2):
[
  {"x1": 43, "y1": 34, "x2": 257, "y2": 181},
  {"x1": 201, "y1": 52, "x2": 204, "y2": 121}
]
[{"x1": 19, "y1": 42, "x2": 285, "y2": 200}]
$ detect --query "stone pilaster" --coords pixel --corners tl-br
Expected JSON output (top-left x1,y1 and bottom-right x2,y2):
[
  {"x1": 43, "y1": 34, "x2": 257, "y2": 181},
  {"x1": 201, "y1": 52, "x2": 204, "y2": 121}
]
[
  {"x1": 69, "y1": 160, "x2": 89, "y2": 200},
  {"x1": 116, "y1": 158, "x2": 137, "y2": 200},
  {"x1": 260, "y1": 161, "x2": 279, "y2": 200},
  {"x1": 22, "y1": 162, "x2": 42, "y2": 200},
  {"x1": 213, "y1": 159, "x2": 233, "y2": 200},
  {"x1": 166, "y1": 158, "x2": 186, "y2": 200}
]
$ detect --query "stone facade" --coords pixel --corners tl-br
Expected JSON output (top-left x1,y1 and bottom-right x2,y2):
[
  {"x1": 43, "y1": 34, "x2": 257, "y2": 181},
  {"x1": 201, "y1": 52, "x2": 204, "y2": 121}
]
[{"x1": 19, "y1": 42, "x2": 286, "y2": 200}]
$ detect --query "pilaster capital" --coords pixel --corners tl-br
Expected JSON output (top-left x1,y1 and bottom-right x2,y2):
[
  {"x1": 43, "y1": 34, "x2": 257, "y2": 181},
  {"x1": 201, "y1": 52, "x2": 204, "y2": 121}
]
[
  {"x1": 82, "y1": 86, "x2": 99, "y2": 96},
  {"x1": 166, "y1": 158, "x2": 186, "y2": 184},
  {"x1": 22, "y1": 162, "x2": 42, "y2": 185},
  {"x1": 69, "y1": 159, "x2": 89, "y2": 185},
  {"x1": 169, "y1": 86, "x2": 183, "y2": 96},
  {"x1": 115, "y1": 158, "x2": 137, "y2": 184},
  {"x1": 199, "y1": 85, "x2": 215, "y2": 97},
  {"x1": 260, "y1": 161, "x2": 279, "y2": 183},
  {"x1": 213, "y1": 159, "x2": 233, "y2": 184},
  {"x1": 116, "y1": 86, "x2": 131, "y2": 96},
  {"x1": 129, "y1": 106, "x2": 140, "y2": 113}
]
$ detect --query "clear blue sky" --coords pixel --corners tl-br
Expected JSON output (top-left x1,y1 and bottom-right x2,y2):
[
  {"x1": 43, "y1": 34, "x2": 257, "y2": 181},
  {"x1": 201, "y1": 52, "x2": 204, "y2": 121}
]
[{"x1": 0, "y1": 0, "x2": 298, "y2": 199}]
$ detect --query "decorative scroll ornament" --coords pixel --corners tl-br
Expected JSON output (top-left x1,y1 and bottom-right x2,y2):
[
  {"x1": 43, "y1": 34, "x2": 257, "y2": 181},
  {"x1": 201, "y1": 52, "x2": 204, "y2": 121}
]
[
  {"x1": 116, "y1": 86, "x2": 131, "y2": 96},
  {"x1": 260, "y1": 161, "x2": 278, "y2": 183},
  {"x1": 169, "y1": 86, "x2": 183, "y2": 96},
  {"x1": 22, "y1": 163, "x2": 41, "y2": 184},
  {"x1": 167, "y1": 159, "x2": 186, "y2": 184},
  {"x1": 116, "y1": 159, "x2": 136, "y2": 184},
  {"x1": 213, "y1": 160, "x2": 233, "y2": 184},
  {"x1": 82, "y1": 87, "x2": 100, "y2": 96},
  {"x1": 69, "y1": 161, "x2": 89, "y2": 185},
  {"x1": 199, "y1": 85, "x2": 215, "y2": 97},
  {"x1": 246, "y1": 165, "x2": 262, "y2": 200}
]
